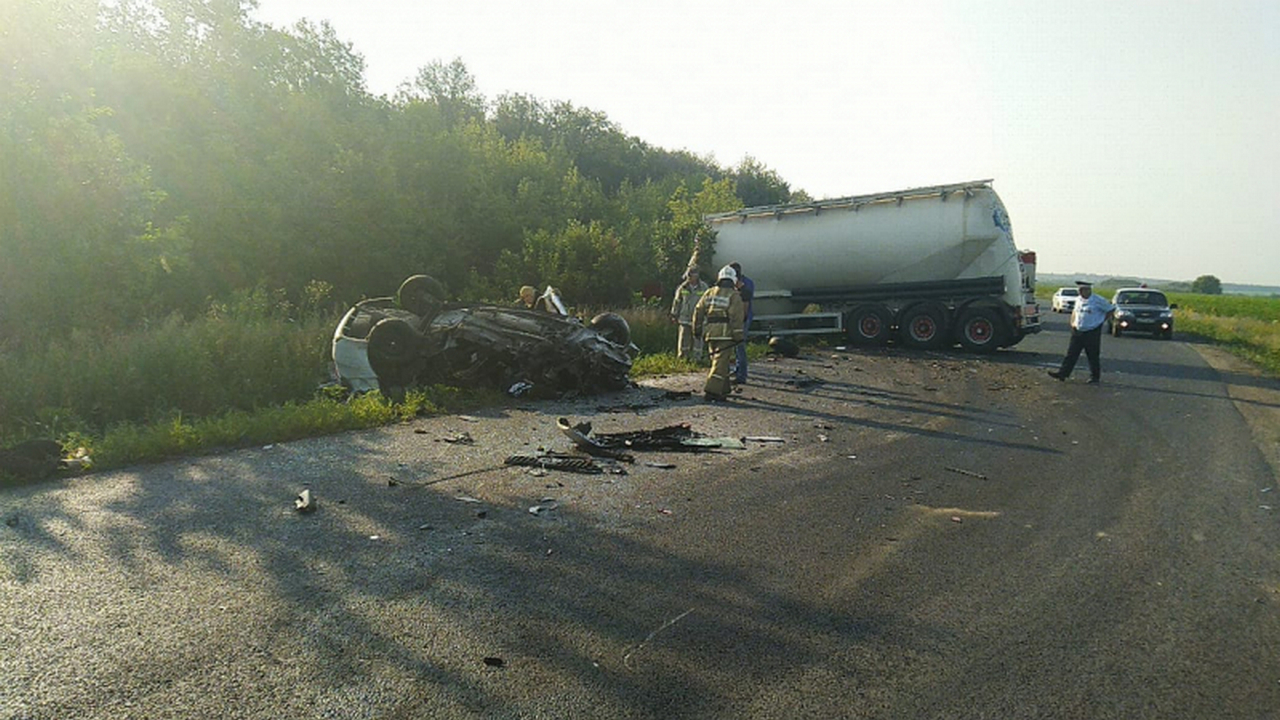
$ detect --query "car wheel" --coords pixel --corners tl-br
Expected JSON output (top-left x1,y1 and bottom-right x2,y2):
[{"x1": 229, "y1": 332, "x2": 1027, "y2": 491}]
[
  {"x1": 397, "y1": 275, "x2": 446, "y2": 319},
  {"x1": 367, "y1": 318, "x2": 425, "y2": 390},
  {"x1": 956, "y1": 307, "x2": 1006, "y2": 353},
  {"x1": 588, "y1": 312, "x2": 631, "y2": 346},
  {"x1": 898, "y1": 304, "x2": 947, "y2": 350},
  {"x1": 846, "y1": 305, "x2": 891, "y2": 346}
]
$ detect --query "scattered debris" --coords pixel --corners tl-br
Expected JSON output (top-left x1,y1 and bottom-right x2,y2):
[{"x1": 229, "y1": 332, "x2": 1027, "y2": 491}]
[
  {"x1": 818, "y1": 434, "x2": 830, "y2": 443},
  {"x1": 768, "y1": 336, "x2": 800, "y2": 358},
  {"x1": 387, "y1": 477, "x2": 399, "y2": 487},
  {"x1": 946, "y1": 467, "x2": 988, "y2": 480},
  {"x1": 528, "y1": 502, "x2": 559, "y2": 515},
  {"x1": 295, "y1": 489, "x2": 316, "y2": 513},
  {"x1": 950, "y1": 516, "x2": 963, "y2": 523},
  {"x1": 505, "y1": 453, "x2": 616, "y2": 475},
  {"x1": 662, "y1": 390, "x2": 693, "y2": 401},
  {"x1": 743, "y1": 436, "x2": 786, "y2": 444},
  {"x1": 784, "y1": 377, "x2": 823, "y2": 389},
  {"x1": 623, "y1": 608, "x2": 693, "y2": 669},
  {"x1": 483, "y1": 657, "x2": 505, "y2": 668},
  {"x1": 644, "y1": 462, "x2": 677, "y2": 469},
  {"x1": 595, "y1": 401, "x2": 657, "y2": 414},
  {"x1": 440, "y1": 431, "x2": 475, "y2": 445},
  {"x1": 453, "y1": 495, "x2": 483, "y2": 504},
  {"x1": 557, "y1": 418, "x2": 742, "y2": 453}
]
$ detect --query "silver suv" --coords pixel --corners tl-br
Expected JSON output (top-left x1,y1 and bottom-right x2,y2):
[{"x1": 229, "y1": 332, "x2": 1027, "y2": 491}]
[{"x1": 1108, "y1": 287, "x2": 1176, "y2": 339}]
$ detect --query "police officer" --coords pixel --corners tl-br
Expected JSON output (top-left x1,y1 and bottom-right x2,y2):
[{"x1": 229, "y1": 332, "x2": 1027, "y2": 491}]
[
  {"x1": 1049, "y1": 280, "x2": 1115, "y2": 384},
  {"x1": 670, "y1": 266, "x2": 709, "y2": 361},
  {"x1": 692, "y1": 265, "x2": 746, "y2": 400}
]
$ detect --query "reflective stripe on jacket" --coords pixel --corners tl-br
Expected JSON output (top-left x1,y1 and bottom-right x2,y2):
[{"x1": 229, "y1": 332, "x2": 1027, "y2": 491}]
[
  {"x1": 692, "y1": 286, "x2": 746, "y2": 343},
  {"x1": 671, "y1": 279, "x2": 708, "y2": 323}
]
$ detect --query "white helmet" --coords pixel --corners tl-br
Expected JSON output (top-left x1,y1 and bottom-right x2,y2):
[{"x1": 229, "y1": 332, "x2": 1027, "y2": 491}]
[{"x1": 717, "y1": 265, "x2": 737, "y2": 282}]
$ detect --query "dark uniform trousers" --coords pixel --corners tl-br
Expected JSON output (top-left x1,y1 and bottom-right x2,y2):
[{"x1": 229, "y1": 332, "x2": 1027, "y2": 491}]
[{"x1": 1058, "y1": 326, "x2": 1103, "y2": 380}]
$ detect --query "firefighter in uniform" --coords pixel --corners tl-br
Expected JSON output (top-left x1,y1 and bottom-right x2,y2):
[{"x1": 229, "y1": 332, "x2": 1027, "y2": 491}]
[
  {"x1": 692, "y1": 265, "x2": 747, "y2": 400},
  {"x1": 670, "y1": 266, "x2": 709, "y2": 361}
]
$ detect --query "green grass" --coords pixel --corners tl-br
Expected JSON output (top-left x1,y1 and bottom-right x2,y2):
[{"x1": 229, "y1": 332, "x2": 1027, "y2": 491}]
[{"x1": 72, "y1": 385, "x2": 494, "y2": 472}]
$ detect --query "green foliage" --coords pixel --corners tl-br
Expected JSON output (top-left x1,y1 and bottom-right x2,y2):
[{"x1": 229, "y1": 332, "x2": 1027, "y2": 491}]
[
  {"x1": 0, "y1": 0, "x2": 822, "y2": 460},
  {"x1": 731, "y1": 155, "x2": 793, "y2": 208},
  {"x1": 1177, "y1": 312, "x2": 1280, "y2": 376},
  {"x1": 0, "y1": 305, "x2": 333, "y2": 443},
  {"x1": 1191, "y1": 274, "x2": 1223, "y2": 295},
  {"x1": 84, "y1": 385, "x2": 492, "y2": 471},
  {"x1": 1165, "y1": 292, "x2": 1280, "y2": 322}
]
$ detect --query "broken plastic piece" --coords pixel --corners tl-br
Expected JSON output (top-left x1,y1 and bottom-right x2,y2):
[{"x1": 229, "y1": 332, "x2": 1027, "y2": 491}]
[{"x1": 295, "y1": 489, "x2": 316, "y2": 513}]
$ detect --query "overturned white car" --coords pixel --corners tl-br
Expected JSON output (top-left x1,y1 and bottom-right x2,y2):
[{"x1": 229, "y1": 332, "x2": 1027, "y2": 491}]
[{"x1": 332, "y1": 275, "x2": 636, "y2": 397}]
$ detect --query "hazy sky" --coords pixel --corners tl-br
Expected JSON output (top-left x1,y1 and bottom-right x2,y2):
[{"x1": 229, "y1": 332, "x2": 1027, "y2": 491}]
[{"x1": 252, "y1": 0, "x2": 1279, "y2": 286}]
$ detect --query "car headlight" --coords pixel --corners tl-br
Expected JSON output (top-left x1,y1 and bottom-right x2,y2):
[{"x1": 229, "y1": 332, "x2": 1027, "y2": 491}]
[{"x1": 1159, "y1": 311, "x2": 1172, "y2": 317}]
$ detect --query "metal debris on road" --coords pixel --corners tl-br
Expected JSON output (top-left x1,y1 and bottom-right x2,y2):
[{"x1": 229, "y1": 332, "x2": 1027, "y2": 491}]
[
  {"x1": 946, "y1": 467, "x2": 988, "y2": 480},
  {"x1": 505, "y1": 452, "x2": 618, "y2": 475},
  {"x1": 557, "y1": 417, "x2": 740, "y2": 453},
  {"x1": 294, "y1": 489, "x2": 316, "y2": 513}
]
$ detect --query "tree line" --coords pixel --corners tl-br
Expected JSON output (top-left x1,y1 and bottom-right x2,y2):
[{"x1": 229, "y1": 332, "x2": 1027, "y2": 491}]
[{"x1": 0, "y1": 0, "x2": 803, "y2": 353}]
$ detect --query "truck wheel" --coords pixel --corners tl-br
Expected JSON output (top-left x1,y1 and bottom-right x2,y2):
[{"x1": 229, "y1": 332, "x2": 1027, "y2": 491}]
[
  {"x1": 898, "y1": 305, "x2": 946, "y2": 349},
  {"x1": 367, "y1": 318, "x2": 424, "y2": 390},
  {"x1": 956, "y1": 307, "x2": 1005, "y2": 353},
  {"x1": 847, "y1": 305, "x2": 891, "y2": 345}
]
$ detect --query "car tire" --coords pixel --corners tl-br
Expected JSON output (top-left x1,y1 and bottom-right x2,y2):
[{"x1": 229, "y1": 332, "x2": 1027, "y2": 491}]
[
  {"x1": 367, "y1": 317, "x2": 424, "y2": 390},
  {"x1": 588, "y1": 312, "x2": 631, "y2": 347},
  {"x1": 397, "y1": 275, "x2": 446, "y2": 319}
]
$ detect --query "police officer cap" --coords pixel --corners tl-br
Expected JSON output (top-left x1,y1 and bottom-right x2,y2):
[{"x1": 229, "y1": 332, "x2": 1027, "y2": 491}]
[
  {"x1": 1074, "y1": 280, "x2": 1093, "y2": 288},
  {"x1": 717, "y1": 265, "x2": 737, "y2": 282}
]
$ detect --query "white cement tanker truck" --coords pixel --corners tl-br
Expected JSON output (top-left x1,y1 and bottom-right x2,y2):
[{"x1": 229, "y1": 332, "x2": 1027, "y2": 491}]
[{"x1": 699, "y1": 179, "x2": 1040, "y2": 352}]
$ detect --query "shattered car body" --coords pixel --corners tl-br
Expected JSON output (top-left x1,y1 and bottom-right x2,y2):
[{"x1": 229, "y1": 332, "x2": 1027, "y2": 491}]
[{"x1": 332, "y1": 276, "x2": 637, "y2": 397}]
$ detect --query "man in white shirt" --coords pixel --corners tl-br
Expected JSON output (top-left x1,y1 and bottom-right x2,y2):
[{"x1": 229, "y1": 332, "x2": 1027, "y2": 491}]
[{"x1": 1048, "y1": 281, "x2": 1115, "y2": 384}]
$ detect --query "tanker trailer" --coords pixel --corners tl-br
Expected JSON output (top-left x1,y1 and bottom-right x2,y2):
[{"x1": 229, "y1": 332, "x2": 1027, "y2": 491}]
[{"x1": 699, "y1": 179, "x2": 1040, "y2": 352}]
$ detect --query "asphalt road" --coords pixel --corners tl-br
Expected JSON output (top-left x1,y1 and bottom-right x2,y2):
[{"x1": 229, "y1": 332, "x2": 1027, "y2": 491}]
[{"x1": 3, "y1": 312, "x2": 1279, "y2": 719}]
